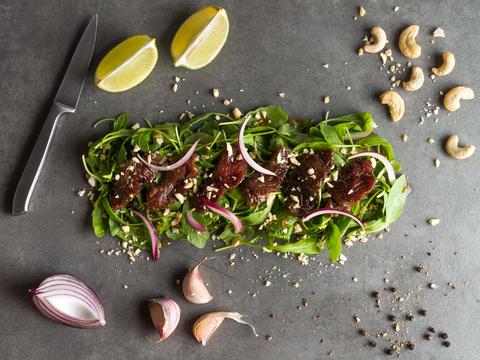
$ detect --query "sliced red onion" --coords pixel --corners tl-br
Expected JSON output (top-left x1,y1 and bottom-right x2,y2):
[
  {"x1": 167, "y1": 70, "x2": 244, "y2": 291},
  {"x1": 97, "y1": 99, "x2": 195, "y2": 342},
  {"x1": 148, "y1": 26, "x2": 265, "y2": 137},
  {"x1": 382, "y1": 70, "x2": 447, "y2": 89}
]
[
  {"x1": 133, "y1": 210, "x2": 159, "y2": 261},
  {"x1": 238, "y1": 115, "x2": 278, "y2": 177},
  {"x1": 303, "y1": 208, "x2": 365, "y2": 233},
  {"x1": 202, "y1": 199, "x2": 243, "y2": 233},
  {"x1": 137, "y1": 139, "x2": 200, "y2": 171},
  {"x1": 186, "y1": 212, "x2": 207, "y2": 232},
  {"x1": 348, "y1": 151, "x2": 396, "y2": 183},
  {"x1": 30, "y1": 274, "x2": 105, "y2": 329}
]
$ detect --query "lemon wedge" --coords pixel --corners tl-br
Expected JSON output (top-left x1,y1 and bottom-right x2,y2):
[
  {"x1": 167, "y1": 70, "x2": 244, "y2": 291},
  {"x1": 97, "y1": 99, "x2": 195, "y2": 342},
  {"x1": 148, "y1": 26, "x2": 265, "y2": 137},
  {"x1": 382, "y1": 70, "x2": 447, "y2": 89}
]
[
  {"x1": 171, "y1": 6, "x2": 229, "y2": 70},
  {"x1": 95, "y1": 35, "x2": 158, "y2": 92}
]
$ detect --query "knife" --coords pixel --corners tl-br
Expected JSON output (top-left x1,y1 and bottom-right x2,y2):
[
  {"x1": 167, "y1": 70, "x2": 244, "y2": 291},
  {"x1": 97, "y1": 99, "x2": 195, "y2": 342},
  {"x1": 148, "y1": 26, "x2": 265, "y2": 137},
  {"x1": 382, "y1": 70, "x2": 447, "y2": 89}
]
[{"x1": 12, "y1": 15, "x2": 98, "y2": 215}]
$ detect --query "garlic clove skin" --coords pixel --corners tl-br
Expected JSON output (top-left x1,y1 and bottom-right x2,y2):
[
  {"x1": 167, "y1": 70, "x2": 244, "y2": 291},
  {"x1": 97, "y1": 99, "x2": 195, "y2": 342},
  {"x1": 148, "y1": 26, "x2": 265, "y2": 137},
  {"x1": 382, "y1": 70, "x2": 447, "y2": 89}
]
[
  {"x1": 182, "y1": 260, "x2": 213, "y2": 304},
  {"x1": 148, "y1": 298, "x2": 181, "y2": 341},
  {"x1": 30, "y1": 274, "x2": 106, "y2": 329},
  {"x1": 193, "y1": 312, "x2": 259, "y2": 346}
]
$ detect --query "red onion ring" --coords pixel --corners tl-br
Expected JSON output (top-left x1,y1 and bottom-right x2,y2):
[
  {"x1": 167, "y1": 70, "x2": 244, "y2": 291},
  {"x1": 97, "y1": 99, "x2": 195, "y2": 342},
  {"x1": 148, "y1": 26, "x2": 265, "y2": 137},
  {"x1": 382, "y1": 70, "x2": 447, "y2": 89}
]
[
  {"x1": 137, "y1": 139, "x2": 200, "y2": 171},
  {"x1": 238, "y1": 116, "x2": 278, "y2": 177},
  {"x1": 133, "y1": 210, "x2": 159, "y2": 261},
  {"x1": 202, "y1": 199, "x2": 243, "y2": 233},
  {"x1": 186, "y1": 212, "x2": 207, "y2": 232},
  {"x1": 303, "y1": 207, "x2": 365, "y2": 232},
  {"x1": 348, "y1": 151, "x2": 396, "y2": 184}
]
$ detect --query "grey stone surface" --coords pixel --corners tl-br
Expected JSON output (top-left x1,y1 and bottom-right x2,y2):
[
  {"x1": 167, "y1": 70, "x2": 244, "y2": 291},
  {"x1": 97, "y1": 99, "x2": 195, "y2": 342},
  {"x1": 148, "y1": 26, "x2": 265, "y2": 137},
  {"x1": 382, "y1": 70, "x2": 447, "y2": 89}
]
[{"x1": 1, "y1": 1, "x2": 479, "y2": 359}]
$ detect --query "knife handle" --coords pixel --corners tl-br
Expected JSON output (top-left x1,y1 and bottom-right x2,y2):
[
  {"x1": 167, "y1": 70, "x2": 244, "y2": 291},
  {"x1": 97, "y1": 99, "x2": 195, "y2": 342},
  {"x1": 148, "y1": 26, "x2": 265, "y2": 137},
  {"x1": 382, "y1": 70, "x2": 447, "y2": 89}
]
[{"x1": 12, "y1": 102, "x2": 73, "y2": 215}]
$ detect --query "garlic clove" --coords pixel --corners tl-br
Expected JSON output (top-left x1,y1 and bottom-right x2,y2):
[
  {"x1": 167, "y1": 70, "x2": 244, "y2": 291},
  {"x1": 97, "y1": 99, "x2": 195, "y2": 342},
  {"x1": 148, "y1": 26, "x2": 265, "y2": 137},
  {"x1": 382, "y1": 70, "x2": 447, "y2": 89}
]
[
  {"x1": 193, "y1": 312, "x2": 258, "y2": 346},
  {"x1": 182, "y1": 258, "x2": 213, "y2": 304},
  {"x1": 30, "y1": 274, "x2": 106, "y2": 329},
  {"x1": 148, "y1": 298, "x2": 181, "y2": 341}
]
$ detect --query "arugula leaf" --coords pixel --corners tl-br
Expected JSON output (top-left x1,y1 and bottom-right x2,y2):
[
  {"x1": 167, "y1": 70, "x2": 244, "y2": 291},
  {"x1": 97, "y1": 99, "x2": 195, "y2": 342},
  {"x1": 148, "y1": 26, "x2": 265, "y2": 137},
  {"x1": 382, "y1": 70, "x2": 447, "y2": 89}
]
[
  {"x1": 385, "y1": 175, "x2": 408, "y2": 224},
  {"x1": 272, "y1": 238, "x2": 321, "y2": 254},
  {"x1": 113, "y1": 113, "x2": 129, "y2": 131},
  {"x1": 92, "y1": 195, "x2": 107, "y2": 238},
  {"x1": 320, "y1": 123, "x2": 342, "y2": 144},
  {"x1": 325, "y1": 222, "x2": 342, "y2": 262}
]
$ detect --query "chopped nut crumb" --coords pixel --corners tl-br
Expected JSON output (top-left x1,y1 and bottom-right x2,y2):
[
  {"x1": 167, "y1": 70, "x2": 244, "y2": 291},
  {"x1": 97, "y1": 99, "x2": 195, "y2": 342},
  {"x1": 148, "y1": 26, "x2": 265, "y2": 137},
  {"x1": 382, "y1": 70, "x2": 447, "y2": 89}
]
[
  {"x1": 428, "y1": 218, "x2": 440, "y2": 226},
  {"x1": 232, "y1": 107, "x2": 242, "y2": 119},
  {"x1": 322, "y1": 63, "x2": 329, "y2": 69},
  {"x1": 264, "y1": 280, "x2": 272, "y2": 287},
  {"x1": 358, "y1": 6, "x2": 366, "y2": 16},
  {"x1": 434, "y1": 158, "x2": 440, "y2": 168},
  {"x1": 278, "y1": 92, "x2": 286, "y2": 98},
  {"x1": 323, "y1": 95, "x2": 330, "y2": 104},
  {"x1": 212, "y1": 88, "x2": 220, "y2": 98},
  {"x1": 393, "y1": 5, "x2": 400, "y2": 11},
  {"x1": 433, "y1": 28, "x2": 445, "y2": 38},
  {"x1": 172, "y1": 83, "x2": 178, "y2": 93},
  {"x1": 401, "y1": 133, "x2": 408, "y2": 142},
  {"x1": 223, "y1": 99, "x2": 231, "y2": 106}
]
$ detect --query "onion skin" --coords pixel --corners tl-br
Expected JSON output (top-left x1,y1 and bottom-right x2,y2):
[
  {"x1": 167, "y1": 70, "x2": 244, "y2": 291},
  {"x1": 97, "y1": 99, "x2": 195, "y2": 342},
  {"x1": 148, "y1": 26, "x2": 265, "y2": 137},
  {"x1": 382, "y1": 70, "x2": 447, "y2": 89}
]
[
  {"x1": 148, "y1": 298, "x2": 181, "y2": 342},
  {"x1": 30, "y1": 274, "x2": 106, "y2": 329},
  {"x1": 193, "y1": 311, "x2": 259, "y2": 346},
  {"x1": 132, "y1": 210, "x2": 159, "y2": 261},
  {"x1": 137, "y1": 139, "x2": 200, "y2": 171},
  {"x1": 238, "y1": 115, "x2": 278, "y2": 177},
  {"x1": 303, "y1": 208, "x2": 365, "y2": 232},
  {"x1": 182, "y1": 259, "x2": 213, "y2": 304},
  {"x1": 348, "y1": 151, "x2": 396, "y2": 184},
  {"x1": 202, "y1": 199, "x2": 243, "y2": 233}
]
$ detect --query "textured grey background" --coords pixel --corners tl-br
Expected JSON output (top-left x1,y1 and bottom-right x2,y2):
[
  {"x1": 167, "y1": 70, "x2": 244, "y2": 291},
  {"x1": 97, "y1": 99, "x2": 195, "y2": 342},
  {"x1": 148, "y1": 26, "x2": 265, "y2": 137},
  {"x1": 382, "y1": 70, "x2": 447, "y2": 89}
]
[{"x1": 1, "y1": 1, "x2": 479, "y2": 359}]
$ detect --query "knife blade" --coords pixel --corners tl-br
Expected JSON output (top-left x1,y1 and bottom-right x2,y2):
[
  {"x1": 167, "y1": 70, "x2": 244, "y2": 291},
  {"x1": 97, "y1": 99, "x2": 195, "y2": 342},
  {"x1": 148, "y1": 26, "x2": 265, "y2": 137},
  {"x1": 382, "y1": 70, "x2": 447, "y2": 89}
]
[{"x1": 12, "y1": 15, "x2": 98, "y2": 215}]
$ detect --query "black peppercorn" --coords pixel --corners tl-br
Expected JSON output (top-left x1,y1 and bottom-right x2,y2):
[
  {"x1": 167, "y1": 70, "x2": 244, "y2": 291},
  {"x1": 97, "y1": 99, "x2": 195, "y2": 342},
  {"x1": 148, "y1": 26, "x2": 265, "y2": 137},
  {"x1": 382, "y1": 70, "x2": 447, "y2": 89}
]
[
  {"x1": 424, "y1": 334, "x2": 432, "y2": 341},
  {"x1": 427, "y1": 326, "x2": 436, "y2": 333},
  {"x1": 418, "y1": 309, "x2": 427, "y2": 316},
  {"x1": 406, "y1": 342, "x2": 415, "y2": 350},
  {"x1": 442, "y1": 341, "x2": 451, "y2": 347},
  {"x1": 404, "y1": 314, "x2": 414, "y2": 321},
  {"x1": 359, "y1": 329, "x2": 368, "y2": 336},
  {"x1": 439, "y1": 332, "x2": 448, "y2": 340},
  {"x1": 369, "y1": 340, "x2": 377, "y2": 347},
  {"x1": 387, "y1": 314, "x2": 396, "y2": 322}
]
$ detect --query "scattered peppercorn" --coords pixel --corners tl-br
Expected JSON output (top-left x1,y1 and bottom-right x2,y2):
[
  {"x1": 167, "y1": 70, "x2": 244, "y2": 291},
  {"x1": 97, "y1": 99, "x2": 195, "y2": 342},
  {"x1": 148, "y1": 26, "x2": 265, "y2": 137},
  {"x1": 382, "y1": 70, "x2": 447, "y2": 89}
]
[
  {"x1": 385, "y1": 348, "x2": 395, "y2": 355},
  {"x1": 418, "y1": 309, "x2": 427, "y2": 316},
  {"x1": 424, "y1": 334, "x2": 432, "y2": 341},
  {"x1": 359, "y1": 329, "x2": 368, "y2": 336},
  {"x1": 415, "y1": 266, "x2": 424, "y2": 273},
  {"x1": 439, "y1": 332, "x2": 449, "y2": 340},
  {"x1": 372, "y1": 291, "x2": 380, "y2": 298},
  {"x1": 389, "y1": 287, "x2": 397, "y2": 292},
  {"x1": 406, "y1": 342, "x2": 415, "y2": 350},
  {"x1": 428, "y1": 326, "x2": 436, "y2": 333},
  {"x1": 368, "y1": 340, "x2": 377, "y2": 348},
  {"x1": 387, "y1": 314, "x2": 396, "y2": 322},
  {"x1": 404, "y1": 314, "x2": 414, "y2": 321},
  {"x1": 442, "y1": 341, "x2": 451, "y2": 347}
]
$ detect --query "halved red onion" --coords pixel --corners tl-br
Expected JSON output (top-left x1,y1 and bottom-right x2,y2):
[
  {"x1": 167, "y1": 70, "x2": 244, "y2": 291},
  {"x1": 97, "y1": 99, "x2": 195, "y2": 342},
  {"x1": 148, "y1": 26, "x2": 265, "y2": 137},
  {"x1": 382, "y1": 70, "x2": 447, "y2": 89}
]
[
  {"x1": 348, "y1": 151, "x2": 396, "y2": 183},
  {"x1": 303, "y1": 208, "x2": 365, "y2": 233},
  {"x1": 133, "y1": 210, "x2": 159, "y2": 261},
  {"x1": 186, "y1": 212, "x2": 207, "y2": 232},
  {"x1": 30, "y1": 274, "x2": 105, "y2": 329},
  {"x1": 238, "y1": 116, "x2": 278, "y2": 177},
  {"x1": 138, "y1": 139, "x2": 200, "y2": 171},
  {"x1": 202, "y1": 199, "x2": 243, "y2": 233}
]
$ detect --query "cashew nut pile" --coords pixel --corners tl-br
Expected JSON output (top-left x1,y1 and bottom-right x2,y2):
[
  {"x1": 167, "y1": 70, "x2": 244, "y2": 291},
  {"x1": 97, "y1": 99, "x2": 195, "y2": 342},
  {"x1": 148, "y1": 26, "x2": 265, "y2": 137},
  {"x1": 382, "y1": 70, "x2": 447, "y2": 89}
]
[
  {"x1": 399, "y1": 25, "x2": 421, "y2": 59},
  {"x1": 443, "y1": 86, "x2": 474, "y2": 112},
  {"x1": 432, "y1": 52, "x2": 455, "y2": 76},
  {"x1": 363, "y1": 26, "x2": 387, "y2": 53},
  {"x1": 445, "y1": 135, "x2": 476, "y2": 159},
  {"x1": 402, "y1": 66, "x2": 424, "y2": 92},
  {"x1": 379, "y1": 91, "x2": 404, "y2": 122}
]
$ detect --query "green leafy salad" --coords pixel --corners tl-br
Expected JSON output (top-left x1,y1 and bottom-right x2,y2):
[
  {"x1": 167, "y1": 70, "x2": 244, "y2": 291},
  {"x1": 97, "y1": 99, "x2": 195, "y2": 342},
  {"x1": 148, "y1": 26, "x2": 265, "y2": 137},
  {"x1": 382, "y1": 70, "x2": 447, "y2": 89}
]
[{"x1": 83, "y1": 106, "x2": 408, "y2": 262}]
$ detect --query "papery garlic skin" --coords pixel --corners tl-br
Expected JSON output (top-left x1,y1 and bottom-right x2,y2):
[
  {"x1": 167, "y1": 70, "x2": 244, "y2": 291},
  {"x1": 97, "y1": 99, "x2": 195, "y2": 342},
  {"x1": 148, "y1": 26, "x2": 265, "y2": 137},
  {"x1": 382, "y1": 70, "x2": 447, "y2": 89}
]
[
  {"x1": 148, "y1": 298, "x2": 181, "y2": 341},
  {"x1": 30, "y1": 274, "x2": 106, "y2": 329},
  {"x1": 182, "y1": 260, "x2": 213, "y2": 304},
  {"x1": 193, "y1": 312, "x2": 259, "y2": 346}
]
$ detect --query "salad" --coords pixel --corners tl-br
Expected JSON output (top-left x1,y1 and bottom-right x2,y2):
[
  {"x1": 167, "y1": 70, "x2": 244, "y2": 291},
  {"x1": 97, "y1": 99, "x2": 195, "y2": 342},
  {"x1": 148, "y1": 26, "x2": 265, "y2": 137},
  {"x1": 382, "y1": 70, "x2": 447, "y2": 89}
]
[{"x1": 83, "y1": 106, "x2": 408, "y2": 262}]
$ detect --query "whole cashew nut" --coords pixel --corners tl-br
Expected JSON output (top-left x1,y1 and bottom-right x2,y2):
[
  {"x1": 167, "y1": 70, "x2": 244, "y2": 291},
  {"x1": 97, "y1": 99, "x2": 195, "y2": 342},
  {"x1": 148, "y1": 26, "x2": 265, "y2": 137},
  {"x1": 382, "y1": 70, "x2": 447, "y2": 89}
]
[
  {"x1": 432, "y1": 52, "x2": 455, "y2": 76},
  {"x1": 445, "y1": 135, "x2": 476, "y2": 159},
  {"x1": 363, "y1": 27, "x2": 387, "y2": 53},
  {"x1": 379, "y1": 90, "x2": 405, "y2": 122},
  {"x1": 402, "y1": 66, "x2": 424, "y2": 91},
  {"x1": 443, "y1": 86, "x2": 474, "y2": 112},
  {"x1": 399, "y1": 25, "x2": 421, "y2": 59}
]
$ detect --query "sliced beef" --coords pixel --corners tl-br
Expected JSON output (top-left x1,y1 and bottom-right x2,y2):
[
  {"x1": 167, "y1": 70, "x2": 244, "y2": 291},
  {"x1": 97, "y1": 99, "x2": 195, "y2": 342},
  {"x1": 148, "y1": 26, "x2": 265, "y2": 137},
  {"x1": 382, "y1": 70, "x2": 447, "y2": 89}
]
[
  {"x1": 242, "y1": 148, "x2": 291, "y2": 206},
  {"x1": 146, "y1": 155, "x2": 199, "y2": 212},
  {"x1": 194, "y1": 143, "x2": 248, "y2": 207},
  {"x1": 330, "y1": 158, "x2": 376, "y2": 210},
  {"x1": 283, "y1": 150, "x2": 333, "y2": 217},
  {"x1": 110, "y1": 156, "x2": 157, "y2": 210}
]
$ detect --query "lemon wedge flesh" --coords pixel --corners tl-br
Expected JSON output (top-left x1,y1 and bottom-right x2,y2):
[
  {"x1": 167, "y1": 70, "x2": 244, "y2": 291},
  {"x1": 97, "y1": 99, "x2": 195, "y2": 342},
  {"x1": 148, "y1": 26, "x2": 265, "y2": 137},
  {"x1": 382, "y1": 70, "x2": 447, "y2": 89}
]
[
  {"x1": 95, "y1": 35, "x2": 158, "y2": 92},
  {"x1": 171, "y1": 6, "x2": 229, "y2": 70}
]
